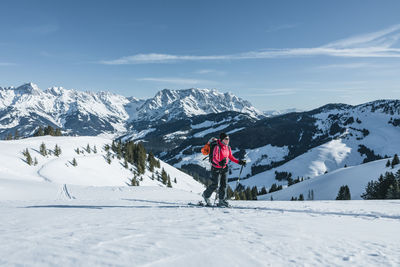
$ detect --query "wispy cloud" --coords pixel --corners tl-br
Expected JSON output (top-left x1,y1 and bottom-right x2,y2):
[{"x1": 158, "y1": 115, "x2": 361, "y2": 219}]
[
  {"x1": 194, "y1": 69, "x2": 226, "y2": 75},
  {"x1": 100, "y1": 24, "x2": 400, "y2": 64},
  {"x1": 316, "y1": 62, "x2": 374, "y2": 69},
  {"x1": 136, "y1": 77, "x2": 217, "y2": 85}
]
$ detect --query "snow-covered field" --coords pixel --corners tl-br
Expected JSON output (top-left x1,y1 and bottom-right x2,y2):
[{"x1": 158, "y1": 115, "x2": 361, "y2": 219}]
[
  {"x1": 1, "y1": 184, "x2": 399, "y2": 266},
  {"x1": 1, "y1": 136, "x2": 400, "y2": 266}
]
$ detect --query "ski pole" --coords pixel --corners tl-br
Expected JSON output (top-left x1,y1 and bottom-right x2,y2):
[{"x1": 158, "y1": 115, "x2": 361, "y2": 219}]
[
  {"x1": 213, "y1": 172, "x2": 220, "y2": 207},
  {"x1": 235, "y1": 165, "x2": 244, "y2": 191}
]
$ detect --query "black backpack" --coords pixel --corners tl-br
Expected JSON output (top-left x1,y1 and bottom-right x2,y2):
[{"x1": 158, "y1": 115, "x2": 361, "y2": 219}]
[{"x1": 208, "y1": 139, "x2": 221, "y2": 163}]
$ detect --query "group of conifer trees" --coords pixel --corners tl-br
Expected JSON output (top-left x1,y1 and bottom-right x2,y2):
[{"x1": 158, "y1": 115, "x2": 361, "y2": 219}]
[
  {"x1": 22, "y1": 142, "x2": 62, "y2": 166},
  {"x1": 362, "y1": 169, "x2": 400, "y2": 199},
  {"x1": 109, "y1": 140, "x2": 176, "y2": 187},
  {"x1": 5, "y1": 125, "x2": 62, "y2": 140},
  {"x1": 33, "y1": 125, "x2": 62, "y2": 137}
]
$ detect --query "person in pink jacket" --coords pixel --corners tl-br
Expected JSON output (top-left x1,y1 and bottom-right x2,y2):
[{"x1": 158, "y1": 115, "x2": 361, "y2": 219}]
[{"x1": 202, "y1": 132, "x2": 246, "y2": 207}]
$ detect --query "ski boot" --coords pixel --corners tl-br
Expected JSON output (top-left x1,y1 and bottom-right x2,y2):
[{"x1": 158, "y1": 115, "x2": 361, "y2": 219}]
[
  {"x1": 202, "y1": 192, "x2": 212, "y2": 206},
  {"x1": 217, "y1": 199, "x2": 230, "y2": 208}
]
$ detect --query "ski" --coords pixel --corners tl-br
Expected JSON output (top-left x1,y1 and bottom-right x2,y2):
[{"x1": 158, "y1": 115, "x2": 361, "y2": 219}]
[{"x1": 187, "y1": 201, "x2": 231, "y2": 208}]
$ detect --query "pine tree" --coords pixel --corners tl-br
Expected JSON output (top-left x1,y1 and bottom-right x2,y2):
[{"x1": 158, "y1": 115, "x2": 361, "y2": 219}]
[
  {"x1": 124, "y1": 159, "x2": 129, "y2": 169},
  {"x1": 6, "y1": 133, "x2": 13, "y2": 140},
  {"x1": 55, "y1": 128, "x2": 62, "y2": 136},
  {"x1": 259, "y1": 186, "x2": 268, "y2": 195},
  {"x1": 93, "y1": 146, "x2": 97, "y2": 153},
  {"x1": 251, "y1": 186, "x2": 258, "y2": 200},
  {"x1": 34, "y1": 157, "x2": 38, "y2": 166},
  {"x1": 336, "y1": 185, "x2": 351, "y2": 200},
  {"x1": 40, "y1": 142, "x2": 47, "y2": 156},
  {"x1": 161, "y1": 168, "x2": 168, "y2": 185},
  {"x1": 75, "y1": 148, "x2": 80, "y2": 154},
  {"x1": 174, "y1": 178, "x2": 177, "y2": 183},
  {"x1": 54, "y1": 144, "x2": 61, "y2": 156},
  {"x1": 245, "y1": 187, "x2": 253, "y2": 200},
  {"x1": 72, "y1": 158, "x2": 78, "y2": 166},
  {"x1": 34, "y1": 126, "x2": 44, "y2": 137},
  {"x1": 386, "y1": 179, "x2": 400, "y2": 199},
  {"x1": 386, "y1": 160, "x2": 391, "y2": 167},
  {"x1": 298, "y1": 194, "x2": 304, "y2": 201},
  {"x1": 167, "y1": 176, "x2": 172, "y2": 188},
  {"x1": 14, "y1": 129, "x2": 20, "y2": 140},
  {"x1": 392, "y1": 154, "x2": 399, "y2": 168},
  {"x1": 24, "y1": 149, "x2": 32, "y2": 165},
  {"x1": 86, "y1": 144, "x2": 91, "y2": 153},
  {"x1": 44, "y1": 125, "x2": 55, "y2": 136}
]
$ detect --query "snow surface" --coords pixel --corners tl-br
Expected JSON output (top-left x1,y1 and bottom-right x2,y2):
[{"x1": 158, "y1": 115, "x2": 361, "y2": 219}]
[
  {"x1": 0, "y1": 136, "x2": 204, "y2": 192},
  {"x1": 1, "y1": 137, "x2": 400, "y2": 266},
  {"x1": 0, "y1": 182, "x2": 399, "y2": 266},
  {"x1": 256, "y1": 158, "x2": 400, "y2": 200}
]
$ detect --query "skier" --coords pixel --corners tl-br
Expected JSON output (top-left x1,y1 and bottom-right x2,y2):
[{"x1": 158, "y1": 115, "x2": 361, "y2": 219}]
[{"x1": 202, "y1": 132, "x2": 246, "y2": 207}]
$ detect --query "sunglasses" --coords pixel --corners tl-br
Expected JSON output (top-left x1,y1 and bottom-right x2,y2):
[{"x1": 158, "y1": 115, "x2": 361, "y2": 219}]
[{"x1": 224, "y1": 137, "x2": 230, "y2": 140}]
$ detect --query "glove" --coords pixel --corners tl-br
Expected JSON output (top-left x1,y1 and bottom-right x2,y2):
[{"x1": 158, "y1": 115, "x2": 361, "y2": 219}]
[
  {"x1": 219, "y1": 158, "x2": 227, "y2": 167},
  {"x1": 239, "y1": 159, "x2": 246, "y2": 166}
]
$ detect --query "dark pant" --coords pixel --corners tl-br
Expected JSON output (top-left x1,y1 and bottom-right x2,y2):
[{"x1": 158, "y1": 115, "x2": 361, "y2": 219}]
[{"x1": 203, "y1": 166, "x2": 228, "y2": 200}]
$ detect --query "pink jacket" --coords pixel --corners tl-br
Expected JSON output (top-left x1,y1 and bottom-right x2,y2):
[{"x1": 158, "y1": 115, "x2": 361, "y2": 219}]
[{"x1": 212, "y1": 140, "x2": 239, "y2": 168}]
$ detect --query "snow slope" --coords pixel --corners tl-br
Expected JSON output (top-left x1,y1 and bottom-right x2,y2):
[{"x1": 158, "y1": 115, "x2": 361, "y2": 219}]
[
  {"x1": 0, "y1": 136, "x2": 204, "y2": 193},
  {"x1": 1, "y1": 137, "x2": 399, "y2": 266},
  {"x1": 0, "y1": 184, "x2": 399, "y2": 266},
  {"x1": 256, "y1": 158, "x2": 400, "y2": 201}
]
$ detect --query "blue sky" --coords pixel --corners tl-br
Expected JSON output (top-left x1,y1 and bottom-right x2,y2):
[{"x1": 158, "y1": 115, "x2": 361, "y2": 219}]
[{"x1": 1, "y1": 0, "x2": 400, "y2": 111}]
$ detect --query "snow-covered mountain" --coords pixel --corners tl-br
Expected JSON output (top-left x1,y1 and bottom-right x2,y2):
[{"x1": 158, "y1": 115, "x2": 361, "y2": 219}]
[
  {"x1": 0, "y1": 83, "x2": 135, "y2": 137},
  {"x1": 132, "y1": 99, "x2": 400, "y2": 192},
  {"x1": 132, "y1": 88, "x2": 263, "y2": 122},
  {"x1": 0, "y1": 83, "x2": 262, "y2": 138}
]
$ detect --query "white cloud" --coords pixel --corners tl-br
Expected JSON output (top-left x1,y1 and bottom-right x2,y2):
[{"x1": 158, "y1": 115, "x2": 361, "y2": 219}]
[
  {"x1": 194, "y1": 69, "x2": 226, "y2": 75},
  {"x1": 136, "y1": 77, "x2": 216, "y2": 85},
  {"x1": 100, "y1": 24, "x2": 400, "y2": 64}
]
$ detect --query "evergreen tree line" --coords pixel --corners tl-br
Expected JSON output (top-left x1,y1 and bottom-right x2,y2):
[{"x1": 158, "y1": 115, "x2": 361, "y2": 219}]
[
  {"x1": 112, "y1": 140, "x2": 148, "y2": 175},
  {"x1": 109, "y1": 140, "x2": 166, "y2": 187},
  {"x1": 33, "y1": 125, "x2": 62, "y2": 137},
  {"x1": 227, "y1": 185, "x2": 259, "y2": 201},
  {"x1": 385, "y1": 154, "x2": 399, "y2": 168},
  {"x1": 275, "y1": 171, "x2": 292, "y2": 181},
  {"x1": 5, "y1": 129, "x2": 20, "y2": 140},
  {"x1": 361, "y1": 170, "x2": 400, "y2": 199}
]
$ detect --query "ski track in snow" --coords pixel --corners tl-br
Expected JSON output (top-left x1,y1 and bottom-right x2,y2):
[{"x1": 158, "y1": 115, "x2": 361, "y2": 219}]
[{"x1": 1, "y1": 196, "x2": 399, "y2": 266}]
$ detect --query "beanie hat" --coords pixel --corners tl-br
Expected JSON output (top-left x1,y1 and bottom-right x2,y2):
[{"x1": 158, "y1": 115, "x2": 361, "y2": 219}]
[{"x1": 220, "y1": 132, "x2": 228, "y2": 140}]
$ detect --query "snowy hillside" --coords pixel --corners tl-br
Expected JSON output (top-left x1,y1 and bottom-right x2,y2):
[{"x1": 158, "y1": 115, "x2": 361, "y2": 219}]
[
  {"x1": 252, "y1": 158, "x2": 400, "y2": 200},
  {"x1": 0, "y1": 136, "x2": 204, "y2": 193}
]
